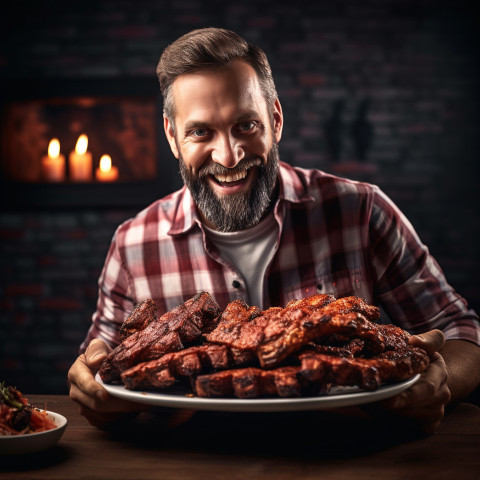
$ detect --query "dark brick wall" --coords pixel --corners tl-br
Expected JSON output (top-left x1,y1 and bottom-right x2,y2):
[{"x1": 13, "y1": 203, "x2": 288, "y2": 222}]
[{"x1": 1, "y1": 0, "x2": 479, "y2": 393}]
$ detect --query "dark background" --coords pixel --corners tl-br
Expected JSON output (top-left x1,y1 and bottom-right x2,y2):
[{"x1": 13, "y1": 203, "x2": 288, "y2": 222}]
[{"x1": 0, "y1": 0, "x2": 478, "y2": 394}]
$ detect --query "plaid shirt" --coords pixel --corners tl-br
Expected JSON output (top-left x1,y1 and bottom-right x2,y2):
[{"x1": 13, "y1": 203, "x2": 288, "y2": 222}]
[{"x1": 81, "y1": 162, "x2": 480, "y2": 351}]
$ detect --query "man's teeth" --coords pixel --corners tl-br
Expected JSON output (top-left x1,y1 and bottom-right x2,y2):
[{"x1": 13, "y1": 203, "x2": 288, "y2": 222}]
[{"x1": 214, "y1": 170, "x2": 248, "y2": 183}]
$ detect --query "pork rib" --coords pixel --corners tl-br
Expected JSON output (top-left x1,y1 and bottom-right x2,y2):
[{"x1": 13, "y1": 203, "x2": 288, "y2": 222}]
[
  {"x1": 258, "y1": 307, "x2": 384, "y2": 368},
  {"x1": 298, "y1": 344, "x2": 429, "y2": 391},
  {"x1": 121, "y1": 343, "x2": 257, "y2": 390},
  {"x1": 119, "y1": 298, "x2": 157, "y2": 342},
  {"x1": 193, "y1": 366, "x2": 328, "y2": 398},
  {"x1": 99, "y1": 292, "x2": 221, "y2": 383},
  {"x1": 205, "y1": 293, "x2": 336, "y2": 351}
]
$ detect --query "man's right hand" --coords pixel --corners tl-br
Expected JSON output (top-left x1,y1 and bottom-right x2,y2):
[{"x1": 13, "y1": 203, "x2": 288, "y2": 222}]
[{"x1": 68, "y1": 339, "x2": 149, "y2": 428}]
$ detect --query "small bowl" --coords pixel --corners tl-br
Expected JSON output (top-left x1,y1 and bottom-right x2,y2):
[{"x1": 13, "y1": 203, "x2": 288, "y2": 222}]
[{"x1": 0, "y1": 411, "x2": 67, "y2": 455}]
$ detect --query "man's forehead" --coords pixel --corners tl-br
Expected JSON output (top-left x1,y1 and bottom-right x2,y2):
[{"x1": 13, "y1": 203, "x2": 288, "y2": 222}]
[{"x1": 170, "y1": 61, "x2": 267, "y2": 123}]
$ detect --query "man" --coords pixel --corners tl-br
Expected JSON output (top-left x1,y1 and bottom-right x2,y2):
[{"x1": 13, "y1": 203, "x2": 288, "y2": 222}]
[{"x1": 68, "y1": 28, "x2": 480, "y2": 433}]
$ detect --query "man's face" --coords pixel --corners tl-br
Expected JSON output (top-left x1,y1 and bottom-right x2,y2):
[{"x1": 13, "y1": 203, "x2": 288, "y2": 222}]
[{"x1": 164, "y1": 60, "x2": 283, "y2": 232}]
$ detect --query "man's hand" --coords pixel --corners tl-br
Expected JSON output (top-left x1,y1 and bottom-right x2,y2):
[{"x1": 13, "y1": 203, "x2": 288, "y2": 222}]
[
  {"x1": 68, "y1": 339, "x2": 149, "y2": 428},
  {"x1": 374, "y1": 329, "x2": 451, "y2": 434}
]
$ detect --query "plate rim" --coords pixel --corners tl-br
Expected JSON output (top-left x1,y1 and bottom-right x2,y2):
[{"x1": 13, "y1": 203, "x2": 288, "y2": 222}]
[{"x1": 96, "y1": 373, "x2": 420, "y2": 412}]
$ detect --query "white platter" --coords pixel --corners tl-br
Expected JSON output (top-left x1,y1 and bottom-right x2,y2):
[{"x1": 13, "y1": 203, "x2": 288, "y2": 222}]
[
  {"x1": 0, "y1": 410, "x2": 67, "y2": 455},
  {"x1": 96, "y1": 373, "x2": 420, "y2": 413}
]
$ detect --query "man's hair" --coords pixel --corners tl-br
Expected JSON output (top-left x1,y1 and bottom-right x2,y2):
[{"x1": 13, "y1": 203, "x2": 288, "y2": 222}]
[{"x1": 156, "y1": 28, "x2": 278, "y2": 127}]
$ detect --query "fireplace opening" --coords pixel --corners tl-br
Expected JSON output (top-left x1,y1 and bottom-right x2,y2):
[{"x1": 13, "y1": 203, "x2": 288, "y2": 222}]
[{"x1": 0, "y1": 78, "x2": 181, "y2": 208}]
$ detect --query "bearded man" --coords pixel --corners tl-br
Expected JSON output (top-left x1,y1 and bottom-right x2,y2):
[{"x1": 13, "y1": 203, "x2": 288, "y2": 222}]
[{"x1": 68, "y1": 28, "x2": 480, "y2": 433}]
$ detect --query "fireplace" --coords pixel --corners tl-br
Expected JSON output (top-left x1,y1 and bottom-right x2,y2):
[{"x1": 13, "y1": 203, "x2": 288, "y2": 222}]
[{"x1": 0, "y1": 78, "x2": 181, "y2": 209}]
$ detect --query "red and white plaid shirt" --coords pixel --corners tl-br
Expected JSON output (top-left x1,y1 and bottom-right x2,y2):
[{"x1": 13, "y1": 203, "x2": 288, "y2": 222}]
[{"x1": 81, "y1": 162, "x2": 480, "y2": 351}]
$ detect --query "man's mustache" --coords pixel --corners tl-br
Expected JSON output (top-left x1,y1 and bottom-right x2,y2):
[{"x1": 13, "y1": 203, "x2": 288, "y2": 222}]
[{"x1": 197, "y1": 157, "x2": 263, "y2": 179}]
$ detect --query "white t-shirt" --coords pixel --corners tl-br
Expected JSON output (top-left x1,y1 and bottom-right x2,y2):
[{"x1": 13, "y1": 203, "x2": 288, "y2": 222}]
[{"x1": 204, "y1": 213, "x2": 279, "y2": 309}]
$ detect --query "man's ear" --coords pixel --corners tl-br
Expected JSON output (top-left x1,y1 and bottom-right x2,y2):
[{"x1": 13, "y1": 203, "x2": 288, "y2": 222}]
[
  {"x1": 273, "y1": 98, "x2": 284, "y2": 143},
  {"x1": 164, "y1": 115, "x2": 179, "y2": 159}
]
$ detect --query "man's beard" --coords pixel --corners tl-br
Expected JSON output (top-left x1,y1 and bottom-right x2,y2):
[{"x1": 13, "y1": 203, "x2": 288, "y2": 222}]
[{"x1": 178, "y1": 142, "x2": 280, "y2": 232}]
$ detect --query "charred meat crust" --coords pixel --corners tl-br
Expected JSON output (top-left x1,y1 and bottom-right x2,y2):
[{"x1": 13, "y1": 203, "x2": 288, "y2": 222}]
[{"x1": 99, "y1": 292, "x2": 429, "y2": 398}]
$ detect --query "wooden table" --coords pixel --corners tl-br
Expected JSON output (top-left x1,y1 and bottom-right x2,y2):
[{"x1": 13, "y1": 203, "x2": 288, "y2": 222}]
[{"x1": 2, "y1": 395, "x2": 479, "y2": 479}]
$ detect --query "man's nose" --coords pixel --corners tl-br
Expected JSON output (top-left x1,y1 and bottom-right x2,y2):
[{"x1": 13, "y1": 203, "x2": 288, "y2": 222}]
[{"x1": 211, "y1": 133, "x2": 245, "y2": 168}]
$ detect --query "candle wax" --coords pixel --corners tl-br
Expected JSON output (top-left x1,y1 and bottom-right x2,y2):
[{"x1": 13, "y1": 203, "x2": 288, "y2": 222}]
[
  {"x1": 42, "y1": 154, "x2": 66, "y2": 182},
  {"x1": 69, "y1": 151, "x2": 92, "y2": 181},
  {"x1": 96, "y1": 165, "x2": 119, "y2": 182}
]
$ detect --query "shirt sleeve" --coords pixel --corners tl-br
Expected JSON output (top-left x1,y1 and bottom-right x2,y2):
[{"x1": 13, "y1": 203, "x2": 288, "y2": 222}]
[
  {"x1": 79, "y1": 226, "x2": 135, "y2": 353},
  {"x1": 369, "y1": 187, "x2": 480, "y2": 346}
]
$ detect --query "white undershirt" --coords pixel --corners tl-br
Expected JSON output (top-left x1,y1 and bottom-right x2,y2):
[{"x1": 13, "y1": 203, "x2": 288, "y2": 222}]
[{"x1": 204, "y1": 212, "x2": 279, "y2": 309}]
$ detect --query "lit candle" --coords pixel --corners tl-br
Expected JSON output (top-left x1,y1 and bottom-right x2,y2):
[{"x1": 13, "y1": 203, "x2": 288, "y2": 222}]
[
  {"x1": 95, "y1": 154, "x2": 119, "y2": 182},
  {"x1": 42, "y1": 138, "x2": 65, "y2": 182},
  {"x1": 69, "y1": 134, "x2": 92, "y2": 181}
]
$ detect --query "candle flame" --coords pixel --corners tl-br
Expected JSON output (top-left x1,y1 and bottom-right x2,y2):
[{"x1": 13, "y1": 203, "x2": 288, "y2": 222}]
[
  {"x1": 75, "y1": 134, "x2": 88, "y2": 155},
  {"x1": 48, "y1": 138, "x2": 60, "y2": 158},
  {"x1": 99, "y1": 154, "x2": 112, "y2": 173}
]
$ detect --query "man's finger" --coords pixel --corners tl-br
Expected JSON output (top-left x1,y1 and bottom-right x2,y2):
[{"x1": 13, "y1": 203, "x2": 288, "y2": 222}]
[
  {"x1": 68, "y1": 354, "x2": 109, "y2": 402},
  {"x1": 409, "y1": 329, "x2": 445, "y2": 356},
  {"x1": 85, "y1": 338, "x2": 112, "y2": 367}
]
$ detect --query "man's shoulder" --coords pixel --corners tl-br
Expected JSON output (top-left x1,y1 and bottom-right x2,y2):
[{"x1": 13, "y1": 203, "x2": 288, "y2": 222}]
[{"x1": 279, "y1": 161, "x2": 380, "y2": 200}]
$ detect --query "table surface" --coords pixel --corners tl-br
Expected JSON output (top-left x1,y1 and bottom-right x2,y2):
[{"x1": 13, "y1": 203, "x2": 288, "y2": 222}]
[{"x1": 2, "y1": 395, "x2": 480, "y2": 480}]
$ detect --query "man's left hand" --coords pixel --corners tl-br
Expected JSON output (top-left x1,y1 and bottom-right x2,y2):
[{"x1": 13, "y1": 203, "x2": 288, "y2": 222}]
[{"x1": 376, "y1": 329, "x2": 451, "y2": 434}]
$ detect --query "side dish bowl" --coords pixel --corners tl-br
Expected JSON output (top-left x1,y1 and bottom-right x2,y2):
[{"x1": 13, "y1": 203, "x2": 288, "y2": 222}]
[{"x1": 0, "y1": 410, "x2": 67, "y2": 455}]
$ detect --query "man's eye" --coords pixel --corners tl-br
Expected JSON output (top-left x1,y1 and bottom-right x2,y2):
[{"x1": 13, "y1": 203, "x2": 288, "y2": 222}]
[
  {"x1": 192, "y1": 129, "x2": 208, "y2": 137},
  {"x1": 239, "y1": 122, "x2": 255, "y2": 132}
]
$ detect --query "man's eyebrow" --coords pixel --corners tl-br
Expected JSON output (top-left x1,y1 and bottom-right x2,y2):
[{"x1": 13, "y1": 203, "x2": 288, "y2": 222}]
[
  {"x1": 235, "y1": 110, "x2": 260, "y2": 122},
  {"x1": 183, "y1": 111, "x2": 261, "y2": 133},
  {"x1": 183, "y1": 120, "x2": 209, "y2": 132}
]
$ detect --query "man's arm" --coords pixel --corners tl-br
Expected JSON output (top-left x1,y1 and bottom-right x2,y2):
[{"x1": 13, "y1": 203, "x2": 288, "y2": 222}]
[
  {"x1": 440, "y1": 339, "x2": 480, "y2": 404},
  {"x1": 367, "y1": 331, "x2": 480, "y2": 435}
]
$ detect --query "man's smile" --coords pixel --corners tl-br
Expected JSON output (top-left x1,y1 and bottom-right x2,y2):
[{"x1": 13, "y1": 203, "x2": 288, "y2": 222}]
[
  {"x1": 208, "y1": 166, "x2": 256, "y2": 193},
  {"x1": 212, "y1": 169, "x2": 248, "y2": 184}
]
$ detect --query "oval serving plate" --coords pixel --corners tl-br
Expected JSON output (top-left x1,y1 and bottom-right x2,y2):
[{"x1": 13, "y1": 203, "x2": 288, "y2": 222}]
[{"x1": 96, "y1": 373, "x2": 420, "y2": 413}]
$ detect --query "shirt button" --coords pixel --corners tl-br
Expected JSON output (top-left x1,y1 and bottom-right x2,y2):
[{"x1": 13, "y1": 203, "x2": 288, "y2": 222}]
[{"x1": 232, "y1": 280, "x2": 241, "y2": 289}]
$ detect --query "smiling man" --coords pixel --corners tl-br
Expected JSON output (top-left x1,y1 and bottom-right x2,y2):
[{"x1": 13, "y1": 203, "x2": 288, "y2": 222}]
[
  {"x1": 68, "y1": 28, "x2": 480, "y2": 433},
  {"x1": 165, "y1": 59, "x2": 282, "y2": 232}
]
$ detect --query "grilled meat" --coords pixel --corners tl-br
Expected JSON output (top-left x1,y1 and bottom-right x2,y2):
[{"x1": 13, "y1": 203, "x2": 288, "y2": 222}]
[
  {"x1": 121, "y1": 343, "x2": 257, "y2": 390},
  {"x1": 298, "y1": 344, "x2": 429, "y2": 391},
  {"x1": 193, "y1": 366, "x2": 329, "y2": 398},
  {"x1": 100, "y1": 292, "x2": 429, "y2": 398},
  {"x1": 98, "y1": 292, "x2": 221, "y2": 383},
  {"x1": 205, "y1": 293, "x2": 336, "y2": 351},
  {"x1": 120, "y1": 298, "x2": 157, "y2": 341}
]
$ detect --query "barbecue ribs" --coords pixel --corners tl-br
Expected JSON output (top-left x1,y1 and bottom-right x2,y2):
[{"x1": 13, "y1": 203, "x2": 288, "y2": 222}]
[
  {"x1": 98, "y1": 292, "x2": 221, "y2": 383},
  {"x1": 193, "y1": 366, "x2": 329, "y2": 398},
  {"x1": 121, "y1": 343, "x2": 257, "y2": 390},
  {"x1": 119, "y1": 298, "x2": 157, "y2": 341},
  {"x1": 99, "y1": 292, "x2": 430, "y2": 398},
  {"x1": 206, "y1": 294, "x2": 383, "y2": 368}
]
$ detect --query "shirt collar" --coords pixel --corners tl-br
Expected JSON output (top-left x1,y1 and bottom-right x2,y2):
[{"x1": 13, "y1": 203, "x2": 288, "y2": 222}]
[
  {"x1": 277, "y1": 161, "x2": 315, "y2": 204},
  {"x1": 168, "y1": 161, "x2": 314, "y2": 236},
  {"x1": 168, "y1": 186, "x2": 202, "y2": 236}
]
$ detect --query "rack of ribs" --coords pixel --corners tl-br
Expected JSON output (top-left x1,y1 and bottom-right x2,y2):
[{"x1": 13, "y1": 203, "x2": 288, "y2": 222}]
[
  {"x1": 204, "y1": 293, "x2": 336, "y2": 350},
  {"x1": 99, "y1": 292, "x2": 430, "y2": 398},
  {"x1": 98, "y1": 292, "x2": 221, "y2": 383},
  {"x1": 193, "y1": 366, "x2": 331, "y2": 398},
  {"x1": 206, "y1": 294, "x2": 384, "y2": 368},
  {"x1": 121, "y1": 343, "x2": 257, "y2": 390},
  {"x1": 297, "y1": 344, "x2": 429, "y2": 392}
]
